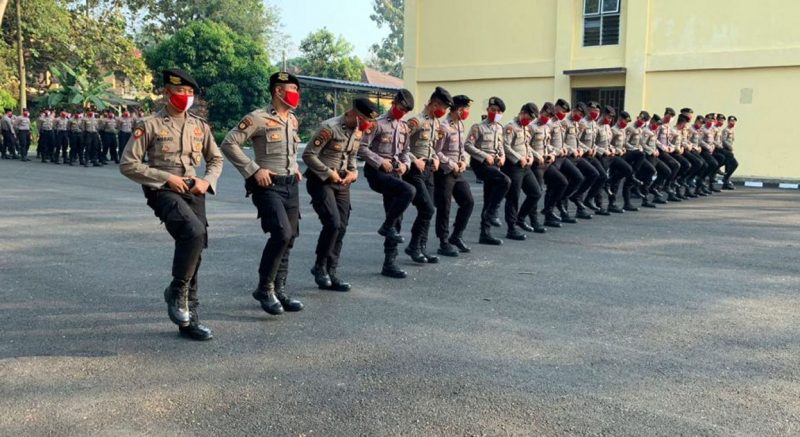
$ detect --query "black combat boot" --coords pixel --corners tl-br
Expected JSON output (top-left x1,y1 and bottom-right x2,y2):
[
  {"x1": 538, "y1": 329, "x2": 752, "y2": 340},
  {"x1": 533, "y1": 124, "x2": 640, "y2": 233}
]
[
  {"x1": 448, "y1": 231, "x2": 471, "y2": 253},
  {"x1": 377, "y1": 222, "x2": 404, "y2": 244},
  {"x1": 479, "y1": 218, "x2": 503, "y2": 245},
  {"x1": 274, "y1": 272, "x2": 303, "y2": 312},
  {"x1": 543, "y1": 208, "x2": 562, "y2": 228},
  {"x1": 419, "y1": 234, "x2": 439, "y2": 264},
  {"x1": 326, "y1": 268, "x2": 352, "y2": 292},
  {"x1": 252, "y1": 280, "x2": 284, "y2": 315},
  {"x1": 529, "y1": 212, "x2": 546, "y2": 234},
  {"x1": 179, "y1": 305, "x2": 213, "y2": 341},
  {"x1": 516, "y1": 219, "x2": 535, "y2": 232},
  {"x1": 163, "y1": 281, "x2": 191, "y2": 327},
  {"x1": 381, "y1": 253, "x2": 407, "y2": 278},
  {"x1": 506, "y1": 225, "x2": 527, "y2": 241},
  {"x1": 310, "y1": 262, "x2": 332, "y2": 289},
  {"x1": 437, "y1": 238, "x2": 459, "y2": 257}
]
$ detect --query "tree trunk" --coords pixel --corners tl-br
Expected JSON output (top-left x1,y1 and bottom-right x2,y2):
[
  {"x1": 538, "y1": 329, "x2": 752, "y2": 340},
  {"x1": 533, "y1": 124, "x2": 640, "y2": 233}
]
[{"x1": 16, "y1": 0, "x2": 26, "y2": 108}]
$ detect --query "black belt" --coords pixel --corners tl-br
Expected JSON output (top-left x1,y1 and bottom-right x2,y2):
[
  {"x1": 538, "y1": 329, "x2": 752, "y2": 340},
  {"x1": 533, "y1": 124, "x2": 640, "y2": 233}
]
[{"x1": 271, "y1": 174, "x2": 297, "y2": 185}]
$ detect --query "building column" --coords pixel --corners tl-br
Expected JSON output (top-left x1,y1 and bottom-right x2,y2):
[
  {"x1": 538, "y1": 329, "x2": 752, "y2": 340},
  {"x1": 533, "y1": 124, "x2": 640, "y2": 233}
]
[
  {"x1": 402, "y1": 0, "x2": 419, "y2": 98},
  {"x1": 552, "y1": 0, "x2": 575, "y2": 101},
  {"x1": 623, "y1": 0, "x2": 651, "y2": 110}
]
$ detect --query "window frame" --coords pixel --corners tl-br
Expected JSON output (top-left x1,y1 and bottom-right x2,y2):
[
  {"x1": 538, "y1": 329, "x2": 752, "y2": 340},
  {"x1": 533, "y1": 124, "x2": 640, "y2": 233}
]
[{"x1": 582, "y1": 0, "x2": 621, "y2": 47}]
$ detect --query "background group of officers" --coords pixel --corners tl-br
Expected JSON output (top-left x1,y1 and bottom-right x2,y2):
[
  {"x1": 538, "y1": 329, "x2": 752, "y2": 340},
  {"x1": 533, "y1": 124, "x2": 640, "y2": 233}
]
[
  {"x1": 0, "y1": 107, "x2": 146, "y2": 166},
  {"x1": 118, "y1": 69, "x2": 740, "y2": 341}
]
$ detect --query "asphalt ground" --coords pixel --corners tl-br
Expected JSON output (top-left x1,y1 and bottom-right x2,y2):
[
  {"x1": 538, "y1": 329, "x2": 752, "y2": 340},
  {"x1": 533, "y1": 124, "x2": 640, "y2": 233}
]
[{"x1": 1, "y1": 157, "x2": 799, "y2": 436}]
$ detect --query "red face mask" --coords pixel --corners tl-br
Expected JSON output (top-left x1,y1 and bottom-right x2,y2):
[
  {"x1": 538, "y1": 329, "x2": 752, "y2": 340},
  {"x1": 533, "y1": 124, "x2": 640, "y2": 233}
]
[
  {"x1": 555, "y1": 112, "x2": 566, "y2": 121},
  {"x1": 539, "y1": 114, "x2": 550, "y2": 125},
  {"x1": 602, "y1": 116, "x2": 613, "y2": 125},
  {"x1": 169, "y1": 92, "x2": 194, "y2": 112},
  {"x1": 432, "y1": 108, "x2": 447, "y2": 118},
  {"x1": 488, "y1": 111, "x2": 502, "y2": 123},
  {"x1": 589, "y1": 111, "x2": 600, "y2": 121},
  {"x1": 705, "y1": 122, "x2": 713, "y2": 128},
  {"x1": 89, "y1": 112, "x2": 95, "y2": 117},
  {"x1": 715, "y1": 120, "x2": 723, "y2": 127},
  {"x1": 123, "y1": 112, "x2": 130, "y2": 117},
  {"x1": 519, "y1": 117, "x2": 532, "y2": 127},
  {"x1": 571, "y1": 113, "x2": 582, "y2": 122},
  {"x1": 281, "y1": 89, "x2": 300, "y2": 109},
  {"x1": 618, "y1": 121, "x2": 628, "y2": 129},
  {"x1": 728, "y1": 122, "x2": 736, "y2": 128},
  {"x1": 23, "y1": 112, "x2": 29, "y2": 117},
  {"x1": 635, "y1": 120, "x2": 645, "y2": 128},
  {"x1": 389, "y1": 105, "x2": 406, "y2": 120},
  {"x1": 650, "y1": 123, "x2": 659, "y2": 131},
  {"x1": 357, "y1": 117, "x2": 373, "y2": 132},
  {"x1": 663, "y1": 115, "x2": 672, "y2": 124},
  {"x1": 459, "y1": 109, "x2": 470, "y2": 120}
]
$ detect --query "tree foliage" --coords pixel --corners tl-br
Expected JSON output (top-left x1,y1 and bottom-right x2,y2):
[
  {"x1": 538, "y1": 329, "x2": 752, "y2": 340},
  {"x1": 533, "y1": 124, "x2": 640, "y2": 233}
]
[
  {"x1": 368, "y1": 0, "x2": 404, "y2": 78},
  {"x1": 45, "y1": 63, "x2": 128, "y2": 110},
  {"x1": 144, "y1": 20, "x2": 274, "y2": 131}
]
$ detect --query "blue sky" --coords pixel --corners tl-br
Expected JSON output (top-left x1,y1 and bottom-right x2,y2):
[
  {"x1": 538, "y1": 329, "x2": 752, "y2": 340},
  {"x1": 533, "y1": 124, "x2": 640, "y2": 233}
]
[{"x1": 266, "y1": 0, "x2": 387, "y2": 61}]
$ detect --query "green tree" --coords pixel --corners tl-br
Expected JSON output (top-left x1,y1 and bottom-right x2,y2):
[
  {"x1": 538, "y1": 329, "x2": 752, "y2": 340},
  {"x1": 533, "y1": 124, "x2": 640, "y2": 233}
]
[
  {"x1": 44, "y1": 63, "x2": 127, "y2": 111},
  {"x1": 144, "y1": 20, "x2": 274, "y2": 131},
  {"x1": 368, "y1": 0, "x2": 404, "y2": 78},
  {"x1": 293, "y1": 29, "x2": 364, "y2": 137}
]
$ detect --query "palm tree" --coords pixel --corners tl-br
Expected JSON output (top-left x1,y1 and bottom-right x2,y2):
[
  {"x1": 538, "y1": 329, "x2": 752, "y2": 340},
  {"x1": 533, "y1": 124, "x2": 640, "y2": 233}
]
[{"x1": 45, "y1": 63, "x2": 127, "y2": 110}]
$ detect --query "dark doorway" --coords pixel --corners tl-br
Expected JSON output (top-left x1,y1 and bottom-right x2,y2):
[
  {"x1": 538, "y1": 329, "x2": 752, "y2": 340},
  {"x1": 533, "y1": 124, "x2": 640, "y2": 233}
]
[{"x1": 572, "y1": 87, "x2": 625, "y2": 111}]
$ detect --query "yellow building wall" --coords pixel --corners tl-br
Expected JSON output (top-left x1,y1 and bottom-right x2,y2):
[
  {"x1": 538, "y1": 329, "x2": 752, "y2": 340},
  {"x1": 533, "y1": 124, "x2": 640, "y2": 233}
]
[{"x1": 405, "y1": 0, "x2": 800, "y2": 180}]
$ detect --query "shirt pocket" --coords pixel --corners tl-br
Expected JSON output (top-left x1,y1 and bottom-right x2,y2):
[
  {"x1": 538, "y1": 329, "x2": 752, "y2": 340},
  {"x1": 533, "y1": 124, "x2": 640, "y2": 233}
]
[{"x1": 264, "y1": 128, "x2": 285, "y2": 154}]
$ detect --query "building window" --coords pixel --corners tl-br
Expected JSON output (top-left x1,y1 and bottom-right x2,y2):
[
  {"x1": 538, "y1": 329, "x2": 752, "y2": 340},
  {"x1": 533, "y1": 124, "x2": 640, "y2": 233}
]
[
  {"x1": 573, "y1": 87, "x2": 626, "y2": 112},
  {"x1": 583, "y1": 0, "x2": 620, "y2": 47}
]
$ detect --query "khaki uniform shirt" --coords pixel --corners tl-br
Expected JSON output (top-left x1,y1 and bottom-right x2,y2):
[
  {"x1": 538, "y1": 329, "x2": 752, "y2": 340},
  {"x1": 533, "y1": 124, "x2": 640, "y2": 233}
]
[
  {"x1": 68, "y1": 117, "x2": 83, "y2": 133},
  {"x1": 699, "y1": 125, "x2": 715, "y2": 152},
  {"x1": 407, "y1": 111, "x2": 444, "y2": 161},
  {"x1": 1, "y1": 115, "x2": 14, "y2": 132},
  {"x1": 625, "y1": 124, "x2": 644, "y2": 153},
  {"x1": 119, "y1": 109, "x2": 223, "y2": 193},
  {"x1": 302, "y1": 115, "x2": 361, "y2": 180},
  {"x1": 14, "y1": 116, "x2": 31, "y2": 131},
  {"x1": 641, "y1": 127, "x2": 658, "y2": 155},
  {"x1": 435, "y1": 117, "x2": 469, "y2": 174},
  {"x1": 503, "y1": 118, "x2": 534, "y2": 163},
  {"x1": 464, "y1": 119, "x2": 504, "y2": 162},
  {"x1": 611, "y1": 125, "x2": 627, "y2": 154},
  {"x1": 548, "y1": 119, "x2": 565, "y2": 155},
  {"x1": 594, "y1": 123, "x2": 612, "y2": 155},
  {"x1": 102, "y1": 117, "x2": 118, "y2": 133},
  {"x1": 38, "y1": 115, "x2": 54, "y2": 131},
  {"x1": 577, "y1": 118, "x2": 598, "y2": 153},
  {"x1": 221, "y1": 104, "x2": 301, "y2": 178},
  {"x1": 561, "y1": 119, "x2": 580, "y2": 154},
  {"x1": 54, "y1": 116, "x2": 69, "y2": 131},
  {"x1": 117, "y1": 116, "x2": 134, "y2": 133},
  {"x1": 529, "y1": 120, "x2": 551, "y2": 158},
  {"x1": 359, "y1": 113, "x2": 411, "y2": 169},
  {"x1": 721, "y1": 126, "x2": 735, "y2": 151},
  {"x1": 83, "y1": 116, "x2": 100, "y2": 133}
]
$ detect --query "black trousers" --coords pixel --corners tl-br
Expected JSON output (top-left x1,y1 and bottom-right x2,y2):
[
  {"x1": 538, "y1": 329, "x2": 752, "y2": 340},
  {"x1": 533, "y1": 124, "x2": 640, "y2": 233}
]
[
  {"x1": 54, "y1": 131, "x2": 69, "y2": 162},
  {"x1": 248, "y1": 175, "x2": 300, "y2": 285},
  {"x1": 433, "y1": 169, "x2": 474, "y2": 240},
  {"x1": 670, "y1": 152, "x2": 692, "y2": 182},
  {"x1": 570, "y1": 157, "x2": 599, "y2": 202},
  {"x1": 534, "y1": 162, "x2": 568, "y2": 211},
  {"x1": 69, "y1": 132, "x2": 84, "y2": 163},
  {"x1": 306, "y1": 173, "x2": 350, "y2": 270},
  {"x1": 626, "y1": 151, "x2": 655, "y2": 201},
  {"x1": 101, "y1": 132, "x2": 118, "y2": 162},
  {"x1": 583, "y1": 155, "x2": 609, "y2": 204},
  {"x1": 602, "y1": 156, "x2": 634, "y2": 197},
  {"x1": 719, "y1": 149, "x2": 738, "y2": 181},
  {"x1": 502, "y1": 162, "x2": 541, "y2": 226},
  {"x1": 84, "y1": 132, "x2": 101, "y2": 164},
  {"x1": 364, "y1": 165, "x2": 415, "y2": 255},
  {"x1": 17, "y1": 130, "x2": 31, "y2": 159},
  {"x1": 144, "y1": 188, "x2": 208, "y2": 285},
  {"x1": 118, "y1": 132, "x2": 131, "y2": 159},
  {"x1": 683, "y1": 151, "x2": 707, "y2": 180},
  {"x1": 699, "y1": 150, "x2": 720, "y2": 179},
  {"x1": 650, "y1": 155, "x2": 672, "y2": 190},
  {"x1": 657, "y1": 153, "x2": 681, "y2": 188},
  {"x1": 1, "y1": 130, "x2": 16, "y2": 157},
  {"x1": 554, "y1": 157, "x2": 584, "y2": 201},
  {"x1": 471, "y1": 158, "x2": 510, "y2": 224},
  {"x1": 403, "y1": 163, "x2": 436, "y2": 249},
  {"x1": 39, "y1": 130, "x2": 55, "y2": 160}
]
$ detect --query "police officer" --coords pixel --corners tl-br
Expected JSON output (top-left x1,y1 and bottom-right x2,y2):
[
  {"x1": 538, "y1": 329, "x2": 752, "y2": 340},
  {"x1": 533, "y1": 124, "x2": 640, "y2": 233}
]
[
  {"x1": 699, "y1": 114, "x2": 721, "y2": 193},
  {"x1": 578, "y1": 102, "x2": 609, "y2": 216},
  {"x1": 720, "y1": 115, "x2": 739, "y2": 189},
  {"x1": 82, "y1": 109, "x2": 102, "y2": 167},
  {"x1": 221, "y1": 71, "x2": 305, "y2": 315},
  {"x1": 679, "y1": 108, "x2": 706, "y2": 197},
  {"x1": 564, "y1": 102, "x2": 598, "y2": 220},
  {"x1": 536, "y1": 102, "x2": 569, "y2": 227},
  {"x1": 625, "y1": 111, "x2": 656, "y2": 210},
  {"x1": 101, "y1": 110, "x2": 119, "y2": 164},
  {"x1": 120, "y1": 68, "x2": 223, "y2": 341},
  {"x1": 1, "y1": 108, "x2": 18, "y2": 159},
  {"x1": 38, "y1": 109, "x2": 55, "y2": 162},
  {"x1": 359, "y1": 89, "x2": 416, "y2": 278},
  {"x1": 465, "y1": 97, "x2": 511, "y2": 245},
  {"x1": 14, "y1": 109, "x2": 32, "y2": 161},
  {"x1": 643, "y1": 114, "x2": 672, "y2": 206},
  {"x1": 303, "y1": 98, "x2": 378, "y2": 292},
  {"x1": 550, "y1": 99, "x2": 584, "y2": 225},
  {"x1": 503, "y1": 102, "x2": 544, "y2": 239},
  {"x1": 68, "y1": 111, "x2": 84, "y2": 166},
  {"x1": 53, "y1": 111, "x2": 70, "y2": 164},
  {"x1": 608, "y1": 110, "x2": 639, "y2": 213},
  {"x1": 661, "y1": 109, "x2": 691, "y2": 200},
  {"x1": 404, "y1": 87, "x2": 453, "y2": 263},
  {"x1": 434, "y1": 94, "x2": 475, "y2": 256},
  {"x1": 117, "y1": 110, "x2": 134, "y2": 161}
]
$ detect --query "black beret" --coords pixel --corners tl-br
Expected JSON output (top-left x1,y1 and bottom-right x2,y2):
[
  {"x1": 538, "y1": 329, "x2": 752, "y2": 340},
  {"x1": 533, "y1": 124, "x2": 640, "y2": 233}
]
[
  {"x1": 452, "y1": 94, "x2": 473, "y2": 108},
  {"x1": 619, "y1": 111, "x2": 631, "y2": 122},
  {"x1": 576, "y1": 102, "x2": 588, "y2": 114},
  {"x1": 677, "y1": 114, "x2": 690, "y2": 124},
  {"x1": 588, "y1": 101, "x2": 600, "y2": 110},
  {"x1": 430, "y1": 86, "x2": 454, "y2": 107},
  {"x1": 651, "y1": 114, "x2": 662, "y2": 124},
  {"x1": 602, "y1": 105, "x2": 616, "y2": 116},
  {"x1": 680, "y1": 107, "x2": 693, "y2": 114},
  {"x1": 269, "y1": 71, "x2": 300, "y2": 92},
  {"x1": 353, "y1": 97, "x2": 380, "y2": 120},
  {"x1": 487, "y1": 97, "x2": 506, "y2": 112},
  {"x1": 704, "y1": 113, "x2": 715, "y2": 119},
  {"x1": 639, "y1": 111, "x2": 651, "y2": 121},
  {"x1": 520, "y1": 102, "x2": 539, "y2": 117},
  {"x1": 394, "y1": 88, "x2": 414, "y2": 111},
  {"x1": 162, "y1": 68, "x2": 199, "y2": 92},
  {"x1": 555, "y1": 98, "x2": 571, "y2": 111},
  {"x1": 4, "y1": 108, "x2": 11, "y2": 112},
  {"x1": 728, "y1": 115, "x2": 737, "y2": 122},
  {"x1": 716, "y1": 113, "x2": 726, "y2": 120},
  {"x1": 664, "y1": 107, "x2": 676, "y2": 116},
  {"x1": 541, "y1": 102, "x2": 555, "y2": 115},
  {"x1": 695, "y1": 115, "x2": 705, "y2": 123}
]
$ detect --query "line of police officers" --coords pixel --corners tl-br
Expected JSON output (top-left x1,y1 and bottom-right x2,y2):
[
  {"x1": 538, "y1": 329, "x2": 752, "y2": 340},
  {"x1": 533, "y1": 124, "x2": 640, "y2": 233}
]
[
  {"x1": 119, "y1": 69, "x2": 740, "y2": 341},
  {"x1": 1, "y1": 107, "x2": 145, "y2": 166}
]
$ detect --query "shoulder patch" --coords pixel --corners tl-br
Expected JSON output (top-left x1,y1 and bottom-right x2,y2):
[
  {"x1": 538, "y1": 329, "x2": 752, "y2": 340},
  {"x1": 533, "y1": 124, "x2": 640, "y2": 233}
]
[
  {"x1": 312, "y1": 127, "x2": 333, "y2": 147},
  {"x1": 407, "y1": 118, "x2": 419, "y2": 129},
  {"x1": 133, "y1": 127, "x2": 145, "y2": 139},
  {"x1": 238, "y1": 116, "x2": 254, "y2": 131},
  {"x1": 505, "y1": 126, "x2": 514, "y2": 134}
]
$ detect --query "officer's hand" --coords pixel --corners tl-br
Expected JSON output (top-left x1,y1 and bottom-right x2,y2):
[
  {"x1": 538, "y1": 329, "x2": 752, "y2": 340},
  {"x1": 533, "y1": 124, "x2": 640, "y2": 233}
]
[
  {"x1": 537, "y1": 156, "x2": 544, "y2": 165},
  {"x1": 254, "y1": 168, "x2": 275, "y2": 187},
  {"x1": 397, "y1": 163, "x2": 408, "y2": 175},
  {"x1": 166, "y1": 175, "x2": 190, "y2": 193},
  {"x1": 344, "y1": 171, "x2": 358, "y2": 185},
  {"x1": 432, "y1": 159, "x2": 440, "y2": 172},
  {"x1": 484, "y1": 155, "x2": 495, "y2": 166},
  {"x1": 329, "y1": 170, "x2": 343, "y2": 184},
  {"x1": 294, "y1": 168, "x2": 303, "y2": 182},
  {"x1": 498, "y1": 157, "x2": 506, "y2": 167},
  {"x1": 190, "y1": 177, "x2": 210, "y2": 195},
  {"x1": 414, "y1": 158, "x2": 426, "y2": 172},
  {"x1": 459, "y1": 161, "x2": 468, "y2": 173},
  {"x1": 380, "y1": 159, "x2": 393, "y2": 173}
]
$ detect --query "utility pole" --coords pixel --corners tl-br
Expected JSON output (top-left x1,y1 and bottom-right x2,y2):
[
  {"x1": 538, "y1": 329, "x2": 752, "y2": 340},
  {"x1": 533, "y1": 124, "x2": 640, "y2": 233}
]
[{"x1": 15, "y1": 0, "x2": 26, "y2": 109}]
